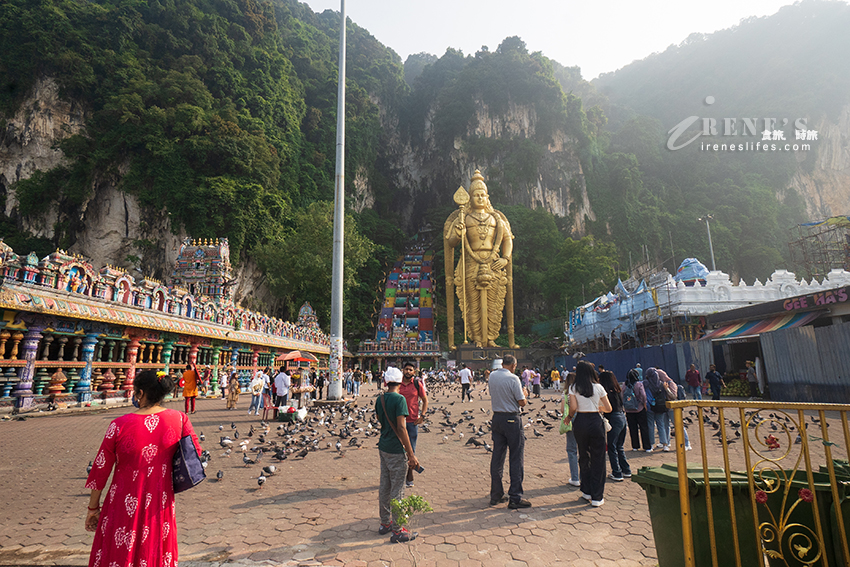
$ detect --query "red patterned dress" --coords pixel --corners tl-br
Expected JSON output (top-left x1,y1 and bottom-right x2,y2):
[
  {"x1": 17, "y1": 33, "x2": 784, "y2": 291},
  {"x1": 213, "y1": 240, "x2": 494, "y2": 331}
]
[{"x1": 85, "y1": 409, "x2": 201, "y2": 567}]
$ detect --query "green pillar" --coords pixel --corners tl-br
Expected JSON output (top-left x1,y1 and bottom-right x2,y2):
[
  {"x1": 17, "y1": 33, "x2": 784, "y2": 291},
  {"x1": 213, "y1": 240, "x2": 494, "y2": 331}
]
[
  {"x1": 211, "y1": 345, "x2": 222, "y2": 395},
  {"x1": 161, "y1": 340, "x2": 176, "y2": 373}
]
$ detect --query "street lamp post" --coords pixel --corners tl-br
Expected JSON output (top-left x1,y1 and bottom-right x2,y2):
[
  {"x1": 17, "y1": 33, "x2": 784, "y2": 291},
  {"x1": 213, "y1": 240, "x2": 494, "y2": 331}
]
[
  {"x1": 698, "y1": 214, "x2": 717, "y2": 271},
  {"x1": 328, "y1": 0, "x2": 346, "y2": 401}
]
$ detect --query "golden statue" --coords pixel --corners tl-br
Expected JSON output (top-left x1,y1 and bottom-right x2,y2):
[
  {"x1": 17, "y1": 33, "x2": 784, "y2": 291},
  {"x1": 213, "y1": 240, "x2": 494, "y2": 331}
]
[{"x1": 443, "y1": 170, "x2": 517, "y2": 349}]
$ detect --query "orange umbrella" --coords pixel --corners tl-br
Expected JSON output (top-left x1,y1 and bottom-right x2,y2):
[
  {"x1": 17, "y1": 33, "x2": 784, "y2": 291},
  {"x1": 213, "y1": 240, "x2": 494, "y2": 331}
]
[{"x1": 275, "y1": 350, "x2": 319, "y2": 363}]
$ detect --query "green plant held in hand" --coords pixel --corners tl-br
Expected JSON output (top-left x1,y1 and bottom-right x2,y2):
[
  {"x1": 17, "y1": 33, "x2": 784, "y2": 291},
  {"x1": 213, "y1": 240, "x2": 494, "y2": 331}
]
[{"x1": 390, "y1": 495, "x2": 434, "y2": 527}]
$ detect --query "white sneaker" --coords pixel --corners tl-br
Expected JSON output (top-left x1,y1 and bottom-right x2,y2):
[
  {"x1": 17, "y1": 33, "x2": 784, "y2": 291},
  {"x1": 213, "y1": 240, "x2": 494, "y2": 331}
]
[
  {"x1": 685, "y1": 444, "x2": 693, "y2": 451},
  {"x1": 591, "y1": 499, "x2": 605, "y2": 507},
  {"x1": 663, "y1": 445, "x2": 672, "y2": 452},
  {"x1": 580, "y1": 493, "x2": 592, "y2": 501},
  {"x1": 568, "y1": 479, "x2": 581, "y2": 487},
  {"x1": 645, "y1": 448, "x2": 654, "y2": 453}
]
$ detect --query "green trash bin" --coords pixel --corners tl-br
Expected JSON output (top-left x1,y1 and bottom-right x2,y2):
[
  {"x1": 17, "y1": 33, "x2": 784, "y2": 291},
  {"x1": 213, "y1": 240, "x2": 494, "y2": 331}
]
[
  {"x1": 632, "y1": 464, "x2": 761, "y2": 567},
  {"x1": 758, "y1": 468, "x2": 850, "y2": 567}
]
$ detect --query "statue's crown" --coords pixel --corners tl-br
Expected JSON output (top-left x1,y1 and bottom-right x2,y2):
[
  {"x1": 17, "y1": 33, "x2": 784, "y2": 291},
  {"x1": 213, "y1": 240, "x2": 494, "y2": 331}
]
[{"x1": 470, "y1": 169, "x2": 487, "y2": 194}]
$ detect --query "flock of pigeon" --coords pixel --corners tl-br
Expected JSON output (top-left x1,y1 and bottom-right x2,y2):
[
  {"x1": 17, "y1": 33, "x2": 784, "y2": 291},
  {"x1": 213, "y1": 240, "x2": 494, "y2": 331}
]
[
  {"x1": 85, "y1": 381, "x2": 833, "y2": 490},
  {"x1": 192, "y1": 381, "x2": 571, "y2": 490}
]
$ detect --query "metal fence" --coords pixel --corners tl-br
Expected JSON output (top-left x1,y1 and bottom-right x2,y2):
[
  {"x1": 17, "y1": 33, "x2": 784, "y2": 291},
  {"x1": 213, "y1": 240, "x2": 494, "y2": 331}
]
[{"x1": 666, "y1": 400, "x2": 850, "y2": 567}]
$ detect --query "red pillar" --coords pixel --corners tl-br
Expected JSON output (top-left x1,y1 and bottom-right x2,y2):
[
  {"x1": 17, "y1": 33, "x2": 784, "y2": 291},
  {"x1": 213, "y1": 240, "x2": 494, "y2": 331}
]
[
  {"x1": 189, "y1": 342, "x2": 199, "y2": 367},
  {"x1": 124, "y1": 336, "x2": 142, "y2": 394}
]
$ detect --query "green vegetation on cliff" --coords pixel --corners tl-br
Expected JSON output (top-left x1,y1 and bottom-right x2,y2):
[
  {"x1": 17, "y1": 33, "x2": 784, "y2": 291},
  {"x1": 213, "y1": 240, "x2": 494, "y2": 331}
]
[{"x1": 1, "y1": 0, "x2": 844, "y2": 340}]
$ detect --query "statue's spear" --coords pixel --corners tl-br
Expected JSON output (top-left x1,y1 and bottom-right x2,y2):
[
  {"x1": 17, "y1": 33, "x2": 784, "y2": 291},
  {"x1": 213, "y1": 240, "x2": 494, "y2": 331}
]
[{"x1": 453, "y1": 186, "x2": 470, "y2": 345}]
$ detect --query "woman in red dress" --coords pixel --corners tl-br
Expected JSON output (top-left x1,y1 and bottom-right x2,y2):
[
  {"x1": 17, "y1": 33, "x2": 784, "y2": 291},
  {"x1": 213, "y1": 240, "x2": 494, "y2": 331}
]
[{"x1": 85, "y1": 370, "x2": 202, "y2": 567}]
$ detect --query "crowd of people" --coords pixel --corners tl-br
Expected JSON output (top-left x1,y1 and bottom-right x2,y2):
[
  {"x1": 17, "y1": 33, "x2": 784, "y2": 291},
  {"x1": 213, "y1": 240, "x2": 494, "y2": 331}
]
[{"x1": 84, "y1": 349, "x2": 725, "y2": 562}]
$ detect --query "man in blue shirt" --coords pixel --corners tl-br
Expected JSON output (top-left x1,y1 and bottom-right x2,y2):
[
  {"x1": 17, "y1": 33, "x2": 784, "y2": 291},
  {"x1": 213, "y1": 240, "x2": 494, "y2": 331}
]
[{"x1": 489, "y1": 354, "x2": 530, "y2": 509}]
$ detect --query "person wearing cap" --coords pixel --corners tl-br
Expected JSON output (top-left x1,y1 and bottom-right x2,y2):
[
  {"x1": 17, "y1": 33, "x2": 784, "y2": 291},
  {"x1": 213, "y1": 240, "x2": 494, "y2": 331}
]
[
  {"x1": 488, "y1": 354, "x2": 530, "y2": 509},
  {"x1": 375, "y1": 366, "x2": 420, "y2": 543}
]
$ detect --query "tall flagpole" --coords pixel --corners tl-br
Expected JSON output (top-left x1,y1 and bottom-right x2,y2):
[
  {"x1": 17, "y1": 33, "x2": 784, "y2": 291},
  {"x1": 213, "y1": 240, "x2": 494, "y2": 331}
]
[{"x1": 328, "y1": 0, "x2": 346, "y2": 400}]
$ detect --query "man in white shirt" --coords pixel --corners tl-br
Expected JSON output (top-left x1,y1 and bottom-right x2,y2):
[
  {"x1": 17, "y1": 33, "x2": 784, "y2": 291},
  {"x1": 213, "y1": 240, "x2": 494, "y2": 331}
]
[
  {"x1": 274, "y1": 367, "x2": 291, "y2": 406},
  {"x1": 458, "y1": 363, "x2": 473, "y2": 402}
]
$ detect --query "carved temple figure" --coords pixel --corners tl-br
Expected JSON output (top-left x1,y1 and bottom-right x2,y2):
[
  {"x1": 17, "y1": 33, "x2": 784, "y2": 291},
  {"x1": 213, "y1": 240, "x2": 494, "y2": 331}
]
[{"x1": 443, "y1": 170, "x2": 517, "y2": 349}]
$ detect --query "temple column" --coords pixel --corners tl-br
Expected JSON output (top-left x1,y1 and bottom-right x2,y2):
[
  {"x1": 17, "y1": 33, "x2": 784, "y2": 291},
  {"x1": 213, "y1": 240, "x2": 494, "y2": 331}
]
[
  {"x1": 74, "y1": 332, "x2": 101, "y2": 399},
  {"x1": 188, "y1": 342, "x2": 199, "y2": 367},
  {"x1": 251, "y1": 347, "x2": 260, "y2": 375},
  {"x1": 118, "y1": 339, "x2": 127, "y2": 362},
  {"x1": 161, "y1": 340, "x2": 175, "y2": 372},
  {"x1": 13, "y1": 325, "x2": 44, "y2": 405},
  {"x1": 230, "y1": 347, "x2": 241, "y2": 389},
  {"x1": 211, "y1": 345, "x2": 222, "y2": 394},
  {"x1": 106, "y1": 339, "x2": 115, "y2": 362},
  {"x1": 124, "y1": 336, "x2": 141, "y2": 394}
]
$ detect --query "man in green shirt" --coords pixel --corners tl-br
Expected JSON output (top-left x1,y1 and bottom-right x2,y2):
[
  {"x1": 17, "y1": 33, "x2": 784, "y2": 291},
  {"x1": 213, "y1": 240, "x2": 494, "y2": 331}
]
[{"x1": 376, "y1": 367, "x2": 420, "y2": 542}]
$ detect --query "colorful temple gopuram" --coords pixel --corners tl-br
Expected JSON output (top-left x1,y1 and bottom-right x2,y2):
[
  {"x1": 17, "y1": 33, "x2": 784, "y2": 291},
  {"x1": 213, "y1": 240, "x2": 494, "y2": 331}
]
[
  {"x1": 357, "y1": 244, "x2": 442, "y2": 370},
  {"x1": 0, "y1": 238, "x2": 341, "y2": 411}
]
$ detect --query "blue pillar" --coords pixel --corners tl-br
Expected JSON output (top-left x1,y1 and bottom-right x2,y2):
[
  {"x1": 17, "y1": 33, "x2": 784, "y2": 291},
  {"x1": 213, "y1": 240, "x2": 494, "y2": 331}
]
[{"x1": 75, "y1": 332, "x2": 100, "y2": 400}]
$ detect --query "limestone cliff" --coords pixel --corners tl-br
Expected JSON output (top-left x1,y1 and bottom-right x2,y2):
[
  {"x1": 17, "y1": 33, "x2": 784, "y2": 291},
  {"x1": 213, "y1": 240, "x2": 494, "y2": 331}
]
[
  {"x1": 0, "y1": 77, "x2": 283, "y2": 314},
  {"x1": 375, "y1": 96, "x2": 595, "y2": 236},
  {"x1": 0, "y1": 77, "x2": 85, "y2": 221},
  {"x1": 789, "y1": 104, "x2": 850, "y2": 219}
]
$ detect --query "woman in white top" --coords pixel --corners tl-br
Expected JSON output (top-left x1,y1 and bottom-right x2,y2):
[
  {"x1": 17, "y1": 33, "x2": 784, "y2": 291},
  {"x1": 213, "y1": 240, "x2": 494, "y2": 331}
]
[{"x1": 565, "y1": 361, "x2": 612, "y2": 507}]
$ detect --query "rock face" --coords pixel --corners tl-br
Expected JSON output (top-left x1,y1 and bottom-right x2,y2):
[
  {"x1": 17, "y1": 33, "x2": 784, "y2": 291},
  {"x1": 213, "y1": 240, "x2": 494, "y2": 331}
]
[
  {"x1": 375, "y1": 96, "x2": 595, "y2": 235},
  {"x1": 0, "y1": 77, "x2": 86, "y2": 220},
  {"x1": 0, "y1": 77, "x2": 281, "y2": 312},
  {"x1": 789, "y1": 104, "x2": 850, "y2": 220}
]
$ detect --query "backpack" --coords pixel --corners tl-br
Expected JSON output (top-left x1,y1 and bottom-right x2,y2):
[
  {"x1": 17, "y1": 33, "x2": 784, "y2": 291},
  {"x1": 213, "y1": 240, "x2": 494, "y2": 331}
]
[{"x1": 622, "y1": 383, "x2": 640, "y2": 412}]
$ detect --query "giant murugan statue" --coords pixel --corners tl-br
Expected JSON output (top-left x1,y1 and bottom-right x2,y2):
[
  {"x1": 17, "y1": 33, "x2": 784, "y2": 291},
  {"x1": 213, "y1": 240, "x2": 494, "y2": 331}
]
[{"x1": 444, "y1": 170, "x2": 517, "y2": 349}]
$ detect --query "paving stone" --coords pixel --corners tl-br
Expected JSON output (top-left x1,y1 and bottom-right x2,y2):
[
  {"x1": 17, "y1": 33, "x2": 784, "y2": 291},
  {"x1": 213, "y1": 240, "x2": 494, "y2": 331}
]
[{"x1": 0, "y1": 388, "x2": 706, "y2": 567}]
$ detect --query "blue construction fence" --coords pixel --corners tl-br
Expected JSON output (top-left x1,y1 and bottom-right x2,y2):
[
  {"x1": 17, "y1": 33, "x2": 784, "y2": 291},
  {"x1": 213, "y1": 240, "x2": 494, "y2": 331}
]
[{"x1": 554, "y1": 340, "x2": 715, "y2": 385}]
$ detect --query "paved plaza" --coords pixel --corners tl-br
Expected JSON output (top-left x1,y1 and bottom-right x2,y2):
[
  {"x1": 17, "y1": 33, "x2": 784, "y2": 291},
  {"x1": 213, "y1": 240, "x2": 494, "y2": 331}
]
[{"x1": 0, "y1": 384, "x2": 670, "y2": 567}]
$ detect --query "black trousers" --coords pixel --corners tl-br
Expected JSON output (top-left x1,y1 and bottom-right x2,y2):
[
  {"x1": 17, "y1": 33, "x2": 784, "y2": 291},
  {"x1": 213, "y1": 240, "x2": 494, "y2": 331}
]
[
  {"x1": 626, "y1": 409, "x2": 650, "y2": 450},
  {"x1": 710, "y1": 381, "x2": 723, "y2": 400},
  {"x1": 490, "y1": 413, "x2": 525, "y2": 503},
  {"x1": 573, "y1": 412, "x2": 607, "y2": 501},
  {"x1": 461, "y1": 383, "x2": 472, "y2": 401}
]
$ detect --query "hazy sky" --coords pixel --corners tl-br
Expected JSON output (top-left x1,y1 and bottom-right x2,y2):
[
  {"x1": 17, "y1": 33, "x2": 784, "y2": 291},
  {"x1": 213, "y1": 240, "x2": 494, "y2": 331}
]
[{"x1": 299, "y1": 0, "x2": 798, "y2": 79}]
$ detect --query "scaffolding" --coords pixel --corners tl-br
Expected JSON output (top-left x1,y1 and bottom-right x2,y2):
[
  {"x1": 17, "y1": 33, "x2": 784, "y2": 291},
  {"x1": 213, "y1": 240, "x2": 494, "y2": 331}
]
[{"x1": 788, "y1": 216, "x2": 850, "y2": 281}]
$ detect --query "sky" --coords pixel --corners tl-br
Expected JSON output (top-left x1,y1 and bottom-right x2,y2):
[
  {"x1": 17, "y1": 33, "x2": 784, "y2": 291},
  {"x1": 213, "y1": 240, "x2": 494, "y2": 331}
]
[{"x1": 298, "y1": 0, "x2": 798, "y2": 79}]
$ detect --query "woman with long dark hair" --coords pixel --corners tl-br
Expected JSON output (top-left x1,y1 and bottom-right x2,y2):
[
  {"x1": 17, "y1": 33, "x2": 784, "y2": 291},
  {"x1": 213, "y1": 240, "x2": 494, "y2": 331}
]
[
  {"x1": 85, "y1": 370, "x2": 202, "y2": 567},
  {"x1": 566, "y1": 361, "x2": 612, "y2": 507},
  {"x1": 599, "y1": 371, "x2": 631, "y2": 481},
  {"x1": 623, "y1": 368, "x2": 650, "y2": 451}
]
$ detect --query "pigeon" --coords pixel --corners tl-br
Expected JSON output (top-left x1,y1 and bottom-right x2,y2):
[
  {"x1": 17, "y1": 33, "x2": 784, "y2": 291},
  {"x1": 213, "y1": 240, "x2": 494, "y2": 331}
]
[
  {"x1": 216, "y1": 470, "x2": 224, "y2": 481},
  {"x1": 296, "y1": 448, "x2": 309, "y2": 459},
  {"x1": 243, "y1": 453, "x2": 255, "y2": 466},
  {"x1": 262, "y1": 465, "x2": 276, "y2": 476},
  {"x1": 231, "y1": 423, "x2": 237, "y2": 430},
  {"x1": 533, "y1": 429, "x2": 544, "y2": 438},
  {"x1": 86, "y1": 461, "x2": 93, "y2": 474},
  {"x1": 199, "y1": 432, "x2": 205, "y2": 442},
  {"x1": 219, "y1": 425, "x2": 224, "y2": 431},
  {"x1": 257, "y1": 473, "x2": 266, "y2": 489}
]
